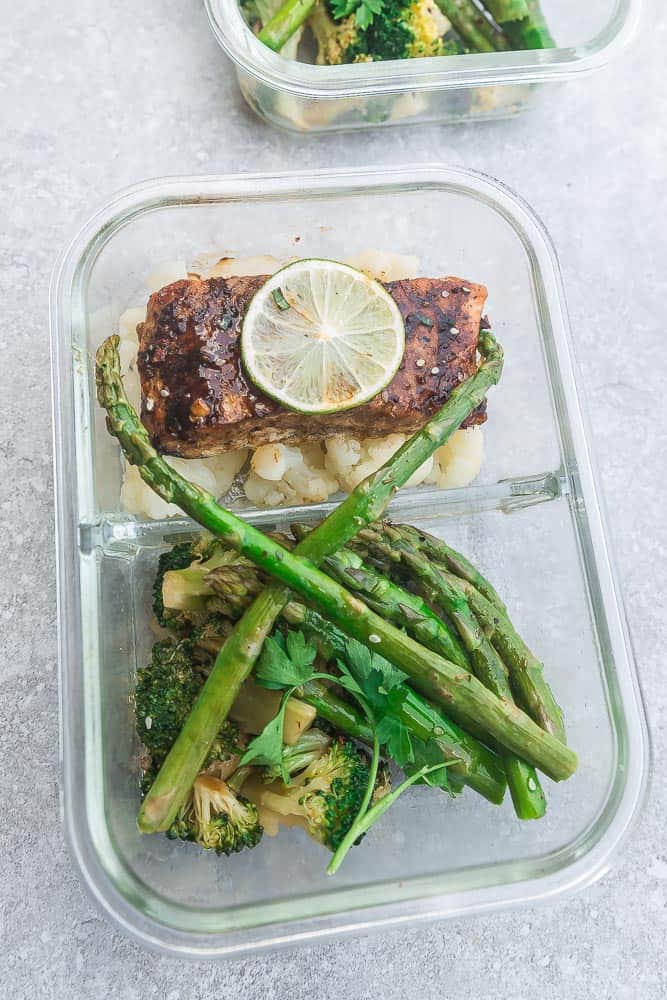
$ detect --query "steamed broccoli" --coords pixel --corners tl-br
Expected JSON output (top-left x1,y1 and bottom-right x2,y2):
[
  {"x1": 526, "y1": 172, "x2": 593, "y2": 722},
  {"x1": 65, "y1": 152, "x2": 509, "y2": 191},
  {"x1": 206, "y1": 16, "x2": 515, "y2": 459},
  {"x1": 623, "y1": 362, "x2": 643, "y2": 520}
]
[
  {"x1": 167, "y1": 771, "x2": 263, "y2": 855},
  {"x1": 135, "y1": 638, "x2": 241, "y2": 769},
  {"x1": 310, "y1": 0, "x2": 455, "y2": 64},
  {"x1": 256, "y1": 736, "x2": 387, "y2": 852},
  {"x1": 152, "y1": 542, "x2": 197, "y2": 630},
  {"x1": 155, "y1": 536, "x2": 261, "y2": 633},
  {"x1": 135, "y1": 639, "x2": 203, "y2": 763},
  {"x1": 262, "y1": 727, "x2": 333, "y2": 782}
]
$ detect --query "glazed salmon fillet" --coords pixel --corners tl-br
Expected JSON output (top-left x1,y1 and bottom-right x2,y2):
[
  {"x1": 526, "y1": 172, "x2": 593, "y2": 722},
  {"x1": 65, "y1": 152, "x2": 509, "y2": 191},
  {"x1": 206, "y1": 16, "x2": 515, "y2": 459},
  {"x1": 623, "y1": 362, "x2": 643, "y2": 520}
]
[{"x1": 137, "y1": 274, "x2": 489, "y2": 457}]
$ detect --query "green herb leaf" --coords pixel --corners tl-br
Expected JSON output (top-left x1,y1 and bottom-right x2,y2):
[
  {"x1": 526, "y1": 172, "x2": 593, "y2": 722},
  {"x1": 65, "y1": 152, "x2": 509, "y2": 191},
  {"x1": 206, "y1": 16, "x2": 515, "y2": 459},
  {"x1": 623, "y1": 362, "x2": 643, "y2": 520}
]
[
  {"x1": 330, "y1": 0, "x2": 359, "y2": 19},
  {"x1": 339, "y1": 638, "x2": 414, "y2": 765},
  {"x1": 327, "y1": 761, "x2": 452, "y2": 875},
  {"x1": 330, "y1": 669, "x2": 365, "y2": 700},
  {"x1": 331, "y1": 0, "x2": 385, "y2": 26},
  {"x1": 256, "y1": 632, "x2": 317, "y2": 690},
  {"x1": 239, "y1": 687, "x2": 295, "y2": 780},
  {"x1": 272, "y1": 287, "x2": 290, "y2": 311},
  {"x1": 406, "y1": 737, "x2": 454, "y2": 791},
  {"x1": 286, "y1": 630, "x2": 317, "y2": 673},
  {"x1": 344, "y1": 636, "x2": 407, "y2": 692}
]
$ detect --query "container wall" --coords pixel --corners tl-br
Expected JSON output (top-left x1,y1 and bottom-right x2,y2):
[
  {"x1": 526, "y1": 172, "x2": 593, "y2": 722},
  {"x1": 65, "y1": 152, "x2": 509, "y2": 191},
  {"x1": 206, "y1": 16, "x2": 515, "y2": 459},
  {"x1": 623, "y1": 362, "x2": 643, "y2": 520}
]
[
  {"x1": 54, "y1": 169, "x2": 647, "y2": 953},
  {"x1": 206, "y1": 0, "x2": 638, "y2": 132}
]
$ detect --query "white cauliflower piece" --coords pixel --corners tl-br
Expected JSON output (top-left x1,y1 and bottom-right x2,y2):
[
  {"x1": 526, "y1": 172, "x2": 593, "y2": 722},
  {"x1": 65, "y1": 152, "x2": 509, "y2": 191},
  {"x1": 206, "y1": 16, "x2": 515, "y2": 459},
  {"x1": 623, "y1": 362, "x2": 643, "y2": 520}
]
[
  {"x1": 299, "y1": 442, "x2": 327, "y2": 470},
  {"x1": 251, "y1": 443, "x2": 303, "y2": 482},
  {"x1": 120, "y1": 457, "x2": 219, "y2": 519},
  {"x1": 284, "y1": 462, "x2": 339, "y2": 504},
  {"x1": 404, "y1": 453, "x2": 434, "y2": 488},
  {"x1": 248, "y1": 443, "x2": 339, "y2": 507},
  {"x1": 145, "y1": 260, "x2": 188, "y2": 293},
  {"x1": 426, "y1": 427, "x2": 484, "y2": 489},
  {"x1": 365, "y1": 434, "x2": 407, "y2": 466},
  {"x1": 324, "y1": 435, "x2": 361, "y2": 481},
  {"x1": 206, "y1": 450, "x2": 249, "y2": 498},
  {"x1": 323, "y1": 432, "x2": 436, "y2": 494},
  {"x1": 244, "y1": 471, "x2": 300, "y2": 509}
]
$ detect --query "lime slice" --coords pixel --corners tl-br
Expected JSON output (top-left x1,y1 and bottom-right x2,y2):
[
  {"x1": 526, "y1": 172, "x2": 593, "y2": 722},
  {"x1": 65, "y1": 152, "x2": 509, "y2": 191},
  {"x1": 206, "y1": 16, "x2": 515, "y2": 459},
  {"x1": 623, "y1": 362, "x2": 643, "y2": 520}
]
[{"x1": 241, "y1": 259, "x2": 405, "y2": 414}]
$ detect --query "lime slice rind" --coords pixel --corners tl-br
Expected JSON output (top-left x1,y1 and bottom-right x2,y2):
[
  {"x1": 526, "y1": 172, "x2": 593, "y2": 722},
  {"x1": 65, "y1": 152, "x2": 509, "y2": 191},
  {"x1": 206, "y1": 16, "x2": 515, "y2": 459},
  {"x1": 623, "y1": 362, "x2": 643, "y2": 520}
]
[{"x1": 241, "y1": 259, "x2": 406, "y2": 415}]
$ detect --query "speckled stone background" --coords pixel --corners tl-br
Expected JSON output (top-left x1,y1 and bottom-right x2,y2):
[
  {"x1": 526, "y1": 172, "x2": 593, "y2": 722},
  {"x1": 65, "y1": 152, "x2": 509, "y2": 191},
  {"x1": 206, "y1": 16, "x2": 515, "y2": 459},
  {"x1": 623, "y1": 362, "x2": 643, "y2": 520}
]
[{"x1": 2, "y1": 0, "x2": 665, "y2": 995}]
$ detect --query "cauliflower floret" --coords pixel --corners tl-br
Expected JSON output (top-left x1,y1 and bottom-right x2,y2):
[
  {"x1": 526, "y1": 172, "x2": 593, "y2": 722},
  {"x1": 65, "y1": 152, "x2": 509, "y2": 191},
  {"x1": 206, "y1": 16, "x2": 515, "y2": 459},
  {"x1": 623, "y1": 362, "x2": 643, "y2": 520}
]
[
  {"x1": 144, "y1": 260, "x2": 188, "y2": 293},
  {"x1": 121, "y1": 457, "x2": 219, "y2": 519},
  {"x1": 284, "y1": 462, "x2": 339, "y2": 504},
  {"x1": 365, "y1": 434, "x2": 407, "y2": 466},
  {"x1": 206, "y1": 450, "x2": 249, "y2": 497},
  {"x1": 405, "y1": 453, "x2": 434, "y2": 488},
  {"x1": 299, "y1": 442, "x2": 327, "y2": 470},
  {"x1": 324, "y1": 436, "x2": 362, "y2": 479},
  {"x1": 251, "y1": 443, "x2": 303, "y2": 482},
  {"x1": 244, "y1": 471, "x2": 300, "y2": 509},
  {"x1": 426, "y1": 427, "x2": 484, "y2": 489},
  {"x1": 248, "y1": 444, "x2": 339, "y2": 507}
]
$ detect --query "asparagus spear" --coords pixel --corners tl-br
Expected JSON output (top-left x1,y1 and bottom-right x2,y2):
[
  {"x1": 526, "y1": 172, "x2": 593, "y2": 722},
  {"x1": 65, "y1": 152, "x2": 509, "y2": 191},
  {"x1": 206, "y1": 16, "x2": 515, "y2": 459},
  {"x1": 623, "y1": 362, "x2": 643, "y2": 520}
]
[
  {"x1": 191, "y1": 599, "x2": 507, "y2": 804},
  {"x1": 97, "y1": 336, "x2": 576, "y2": 808},
  {"x1": 351, "y1": 523, "x2": 549, "y2": 819},
  {"x1": 439, "y1": 567, "x2": 566, "y2": 742},
  {"x1": 435, "y1": 0, "x2": 509, "y2": 52},
  {"x1": 284, "y1": 603, "x2": 507, "y2": 804},
  {"x1": 379, "y1": 523, "x2": 566, "y2": 743},
  {"x1": 391, "y1": 522, "x2": 506, "y2": 613},
  {"x1": 258, "y1": 0, "x2": 316, "y2": 52},
  {"x1": 97, "y1": 330, "x2": 506, "y2": 832},
  {"x1": 291, "y1": 522, "x2": 469, "y2": 670},
  {"x1": 482, "y1": 0, "x2": 554, "y2": 49}
]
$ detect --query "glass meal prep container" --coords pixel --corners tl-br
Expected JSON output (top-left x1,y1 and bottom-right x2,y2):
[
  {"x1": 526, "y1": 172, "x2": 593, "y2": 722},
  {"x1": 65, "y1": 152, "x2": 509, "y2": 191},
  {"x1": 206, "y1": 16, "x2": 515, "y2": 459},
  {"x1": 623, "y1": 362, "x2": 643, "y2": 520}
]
[
  {"x1": 204, "y1": 0, "x2": 640, "y2": 132},
  {"x1": 51, "y1": 164, "x2": 648, "y2": 958}
]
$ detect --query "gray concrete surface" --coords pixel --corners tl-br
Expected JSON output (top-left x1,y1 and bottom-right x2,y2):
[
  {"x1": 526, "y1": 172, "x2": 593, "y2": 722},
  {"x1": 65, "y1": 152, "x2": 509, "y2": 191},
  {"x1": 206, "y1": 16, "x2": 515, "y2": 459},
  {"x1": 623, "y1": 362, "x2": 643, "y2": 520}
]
[{"x1": 1, "y1": 0, "x2": 665, "y2": 996}]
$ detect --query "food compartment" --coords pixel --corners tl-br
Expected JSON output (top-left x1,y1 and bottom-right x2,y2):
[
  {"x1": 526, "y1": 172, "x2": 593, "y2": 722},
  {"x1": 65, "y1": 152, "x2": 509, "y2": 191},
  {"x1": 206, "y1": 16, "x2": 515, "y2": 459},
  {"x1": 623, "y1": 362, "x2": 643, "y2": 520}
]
[
  {"x1": 91, "y1": 499, "x2": 617, "y2": 930},
  {"x1": 76, "y1": 174, "x2": 565, "y2": 531},
  {"x1": 205, "y1": 0, "x2": 639, "y2": 132},
  {"x1": 53, "y1": 168, "x2": 647, "y2": 955}
]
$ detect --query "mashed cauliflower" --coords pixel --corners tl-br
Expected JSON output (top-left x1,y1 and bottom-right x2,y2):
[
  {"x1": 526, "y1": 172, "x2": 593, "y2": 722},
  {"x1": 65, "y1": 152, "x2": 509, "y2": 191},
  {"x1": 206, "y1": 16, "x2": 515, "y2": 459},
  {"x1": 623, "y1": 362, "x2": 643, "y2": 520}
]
[{"x1": 115, "y1": 250, "x2": 484, "y2": 518}]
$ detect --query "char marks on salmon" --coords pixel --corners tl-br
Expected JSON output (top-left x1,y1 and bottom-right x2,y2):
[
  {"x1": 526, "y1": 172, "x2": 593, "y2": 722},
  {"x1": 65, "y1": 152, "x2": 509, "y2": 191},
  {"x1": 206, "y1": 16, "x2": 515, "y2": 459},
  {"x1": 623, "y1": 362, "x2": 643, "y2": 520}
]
[{"x1": 137, "y1": 274, "x2": 489, "y2": 457}]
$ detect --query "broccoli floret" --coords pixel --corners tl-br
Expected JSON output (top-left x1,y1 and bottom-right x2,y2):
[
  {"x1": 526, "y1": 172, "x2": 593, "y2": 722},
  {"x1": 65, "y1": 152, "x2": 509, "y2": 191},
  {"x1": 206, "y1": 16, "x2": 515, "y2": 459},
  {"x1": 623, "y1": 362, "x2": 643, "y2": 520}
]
[
  {"x1": 311, "y1": 0, "x2": 451, "y2": 65},
  {"x1": 263, "y1": 727, "x2": 333, "y2": 782},
  {"x1": 167, "y1": 772, "x2": 263, "y2": 855},
  {"x1": 135, "y1": 639, "x2": 241, "y2": 770},
  {"x1": 190, "y1": 615, "x2": 235, "y2": 659},
  {"x1": 135, "y1": 639, "x2": 203, "y2": 764},
  {"x1": 310, "y1": 3, "x2": 361, "y2": 64},
  {"x1": 153, "y1": 542, "x2": 197, "y2": 630},
  {"x1": 156, "y1": 535, "x2": 260, "y2": 633},
  {"x1": 257, "y1": 736, "x2": 384, "y2": 852}
]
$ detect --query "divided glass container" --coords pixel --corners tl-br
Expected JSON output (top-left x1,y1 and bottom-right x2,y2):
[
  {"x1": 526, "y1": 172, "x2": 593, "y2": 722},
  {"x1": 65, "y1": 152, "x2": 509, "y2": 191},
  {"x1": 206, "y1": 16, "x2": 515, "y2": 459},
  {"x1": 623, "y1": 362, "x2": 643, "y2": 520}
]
[
  {"x1": 205, "y1": 0, "x2": 640, "y2": 131},
  {"x1": 51, "y1": 165, "x2": 648, "y2": 958}
]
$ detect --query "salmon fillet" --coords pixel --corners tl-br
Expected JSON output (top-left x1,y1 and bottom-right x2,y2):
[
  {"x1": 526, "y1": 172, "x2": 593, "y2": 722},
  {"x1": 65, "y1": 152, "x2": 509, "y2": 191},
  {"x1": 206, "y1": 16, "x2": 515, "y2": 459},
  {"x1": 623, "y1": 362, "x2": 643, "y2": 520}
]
[{"x1": 137, "y1": 274, "x2": 489, "y2": 457}]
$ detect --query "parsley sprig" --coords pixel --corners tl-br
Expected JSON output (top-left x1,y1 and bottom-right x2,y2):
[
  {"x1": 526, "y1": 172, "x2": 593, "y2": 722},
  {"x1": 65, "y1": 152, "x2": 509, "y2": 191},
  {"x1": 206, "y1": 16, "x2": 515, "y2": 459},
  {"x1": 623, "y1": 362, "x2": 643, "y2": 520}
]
[
  {"x1": 331, "y1": 0, "x2": 385, "y2": 29},
  {"x1": 240, "y1": 629, "x2": 452, "y2": 873}
]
